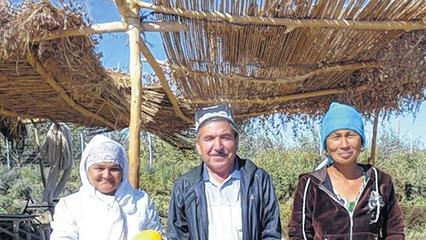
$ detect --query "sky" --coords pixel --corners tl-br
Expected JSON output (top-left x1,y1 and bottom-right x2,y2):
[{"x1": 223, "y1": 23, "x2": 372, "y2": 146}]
[{"x1": 66, "y1": 1, "x2": 426, "y2": 146}]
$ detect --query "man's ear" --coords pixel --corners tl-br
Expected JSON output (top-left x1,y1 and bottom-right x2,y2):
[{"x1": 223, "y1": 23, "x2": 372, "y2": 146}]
[{"x1": 195, "y1": 140, "x2": 201, "y2": 155}]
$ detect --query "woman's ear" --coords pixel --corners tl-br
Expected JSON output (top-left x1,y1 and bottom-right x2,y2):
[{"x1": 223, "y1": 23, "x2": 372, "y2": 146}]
[{"x1": 322, "y1": 145, "x2": 329, "y2": 155}]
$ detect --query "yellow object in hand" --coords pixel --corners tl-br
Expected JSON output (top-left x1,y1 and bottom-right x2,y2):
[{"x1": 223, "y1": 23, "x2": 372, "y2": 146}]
[{"x1": 132, "y1": 230, "x2": 163, "y2": 240}]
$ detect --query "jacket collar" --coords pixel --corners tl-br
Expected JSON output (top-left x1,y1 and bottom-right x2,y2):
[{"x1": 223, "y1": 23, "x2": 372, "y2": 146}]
[
  {"x1": 237, "y1": 156, "x2": 258, "y2": 183},
  {"x1": 310, "y1": 163, "x2": 375, "y2": 185},
  {"x1": 203, "y1": 160, "x2": 241, "y2": 182},
  {"x1": 183, "y1": 155, "x2": 258, "y2": 186}
]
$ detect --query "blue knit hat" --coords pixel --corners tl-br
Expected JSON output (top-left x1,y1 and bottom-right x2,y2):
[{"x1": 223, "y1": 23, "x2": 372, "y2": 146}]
[{"x1": 320, "y1": 102, "x2": 365, "y2": 151}]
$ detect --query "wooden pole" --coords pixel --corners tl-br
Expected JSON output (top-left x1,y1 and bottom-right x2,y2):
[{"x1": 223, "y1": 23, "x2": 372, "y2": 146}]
[
  {"x1": 5, "y1": 137, "x2": 10, "y2": 168},
  {"x1": 33, "y1": 22, "x2": 129, "y2": 41},
  {"x1": 173, "y1": 62, "x2": 379, "y2": 84},
  {"x1": 369, "y1": 110, "x2": 380, "y2": 165},
  {"x1": 139, "y1": 39, "x2": 192, "y2": 123},
  {"x1": 187, "y1": 85, "x2": 368, "y2": 105},
  {"x1": 136, "y1": 1, "x2": 426, "y2": 32},
  {"x1": 125, "y1": 1, "x2": 142, "y2": 188},
  {"x1": 189, "y1": 80, "x2": 406, "y2": 106},
  {"x1": 33, "y1": 21, "x2": 187, "y2": 41},
  {"x1": 34, "y1": 126, "x2": 47, "y2": 188}
]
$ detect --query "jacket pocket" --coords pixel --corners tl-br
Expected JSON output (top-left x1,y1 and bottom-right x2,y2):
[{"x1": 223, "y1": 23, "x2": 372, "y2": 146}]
[
  {"x1": 322, "y1": 234, "x2": 349, "y2": 240},
  {"x1": 352, "y1": 232, "x2": 379, "y2": 240},
  {"x1": 323, "y1": 232, "x2": 378, "y2": 240}
]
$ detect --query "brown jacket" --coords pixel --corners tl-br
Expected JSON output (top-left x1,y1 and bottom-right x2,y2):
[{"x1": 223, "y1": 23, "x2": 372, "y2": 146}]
[{"x1": 288, "y1": 164, "x2": 404, "y2": 240}]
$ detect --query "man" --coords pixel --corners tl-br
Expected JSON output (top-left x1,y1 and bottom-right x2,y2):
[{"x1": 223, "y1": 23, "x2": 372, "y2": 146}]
[{"x1": 167, "y1": 104, "x2": 282, "y2": 239}]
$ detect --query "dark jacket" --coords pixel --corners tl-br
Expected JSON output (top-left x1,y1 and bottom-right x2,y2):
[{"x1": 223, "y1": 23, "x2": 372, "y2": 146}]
[
  {"x1": 288, "y1": 164, "x2": 405, "y2": 240},
  {"x1": 167, "y1": 156, "x2": 282, "y2": 239}
]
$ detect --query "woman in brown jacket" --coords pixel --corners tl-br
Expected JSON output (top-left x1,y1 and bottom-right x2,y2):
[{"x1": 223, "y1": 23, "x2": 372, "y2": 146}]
[{"x1": 288, "y1": 102, "x2": 405, "y2": 240}]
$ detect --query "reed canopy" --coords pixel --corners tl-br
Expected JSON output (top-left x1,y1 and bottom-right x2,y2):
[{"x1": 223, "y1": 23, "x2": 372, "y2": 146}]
[
  {"x1": 151, "y1": 0, "x2": 426, "y2": 120},
  {"x1": 0, "y1": 0, "x2": 425, "y2": 148},
  {"x1": 0, "y1": 1, "x2": 193, "y2": 148}
]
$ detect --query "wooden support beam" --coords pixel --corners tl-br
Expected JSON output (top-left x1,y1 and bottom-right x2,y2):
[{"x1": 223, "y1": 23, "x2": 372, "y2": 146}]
[
  {"x1": 139, "y1": 39, "x2": 192, "y2": 123},
  {"x1": 115, "y1": 0, "x2": 130, "y2": 18},
  {"x1": 0, "y1": 106, "x2": 20, "y2": 118},
  {"x1": 235, "y1": 109, "x2": 281, "y2": 119},
  {"x1": 33, "y1": 21, "x2": 187, "y2": 41},
  {"x1": 136, "y1": 1, "x2": 426, "y2": 31},
  {"x1": 116, "y1": 0, "x2": 142, "y2": 188},
  {"x1": 187, "y1": 87, "x2": 357, "y2": 105},
  {"x1": 142, "y1": 59, "x2": 166, "y2": 65},
  {"x1": 173, "y1": 62, "x2": 379, "y2": 84},
  {"x1": 21, "y1": 118, "x2": 47, "y2": 124},
  {"x1": 369, "y1": 110, "x2": 380, "y2": 165},
  {"x1": 25, "y1": 51, "x2": 117, "y2": 129},
  {"x1": 142, "y1": 22, "x2": 188, "y2": 32},
  {"x1": 34, "y1": 22, "x2": 128, "y2": 41},
  {"x1": 34, "y1": 127, "x2": 47, "y2": 188}
]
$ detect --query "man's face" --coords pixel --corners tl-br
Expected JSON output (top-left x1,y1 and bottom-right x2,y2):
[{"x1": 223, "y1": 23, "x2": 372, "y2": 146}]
[
  {"x1": 87, "y1": 162, "x2": 123, "y2": 195},
  {"x1": 196, "y1": 120, "x2": 238, "y2": 177}
]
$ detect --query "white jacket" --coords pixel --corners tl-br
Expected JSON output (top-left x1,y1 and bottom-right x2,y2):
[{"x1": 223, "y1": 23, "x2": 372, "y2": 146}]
[
  {"x1": 50, "y1": 135, "x2": 163, "y2": 240},
  {"x1": 50, "y1": 188, "x2": 162, "y2": 240}
]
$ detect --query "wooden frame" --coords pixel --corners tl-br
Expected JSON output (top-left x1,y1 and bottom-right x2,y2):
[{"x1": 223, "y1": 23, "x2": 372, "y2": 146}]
[
  {"x1": 33, "y1": 21, "x2": 187, "y2": 41},
  {"x1": 185, "y1": 87, "x2": 360, "y2": 105},
  {"x1": 136, "y1": 1, "x2": 426, "y2": 31},
  {"x1": 173, "y1": 62, "x2": 379, "y2": 84}
]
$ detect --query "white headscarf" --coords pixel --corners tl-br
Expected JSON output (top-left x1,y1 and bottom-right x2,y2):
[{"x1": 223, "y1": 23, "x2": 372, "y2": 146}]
[{"x1": 79, "y1": 135, "x2": 138, "y2": 240}]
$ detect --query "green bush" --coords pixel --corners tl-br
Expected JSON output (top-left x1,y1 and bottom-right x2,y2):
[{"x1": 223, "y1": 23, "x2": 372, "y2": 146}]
[
  {"x1": 375, "y1": 151, "x2": 426, "y2": 235},
  {"x1": 249, "y1": 150, "x2": 320, "y2": 235},
  {"x1": 0, "y1": 166, "x2": 44, "y2": 213},
  {"x1": 139, "y1": 139, "x2": 198, "y2": 224}
]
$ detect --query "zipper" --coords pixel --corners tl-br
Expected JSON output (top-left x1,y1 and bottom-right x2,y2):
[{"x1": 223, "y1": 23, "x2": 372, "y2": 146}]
[
  {"x1": 195, "y1": 185, "x2": 209, "y2": 240},
  {"x1": 240, "y1": 163, "x2": 256, "y2": 240},
  {"x1": 348, "y1": 179, "x2": 369, "y2": 240},
  {"x1": 318, "y1": 175, "x2": 371, "y2": 240}
]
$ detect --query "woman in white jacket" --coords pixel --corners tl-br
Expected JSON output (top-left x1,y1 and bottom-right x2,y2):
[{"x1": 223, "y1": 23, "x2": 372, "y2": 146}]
[{"x1": 50, "y1": 135, "x2": 163, "y2": 240}]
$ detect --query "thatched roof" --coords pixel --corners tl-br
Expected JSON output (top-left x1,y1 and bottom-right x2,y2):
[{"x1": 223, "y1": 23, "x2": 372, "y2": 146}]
[
  {"x1": 1, "y1": 0, "x2": 425, "y2": 148},
  {"x1": 151, "y1": 0, "x2": 426, "y2": 118},
  {"x1": 0, "y1": 1, "x2": 193, "y2": 148}
]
